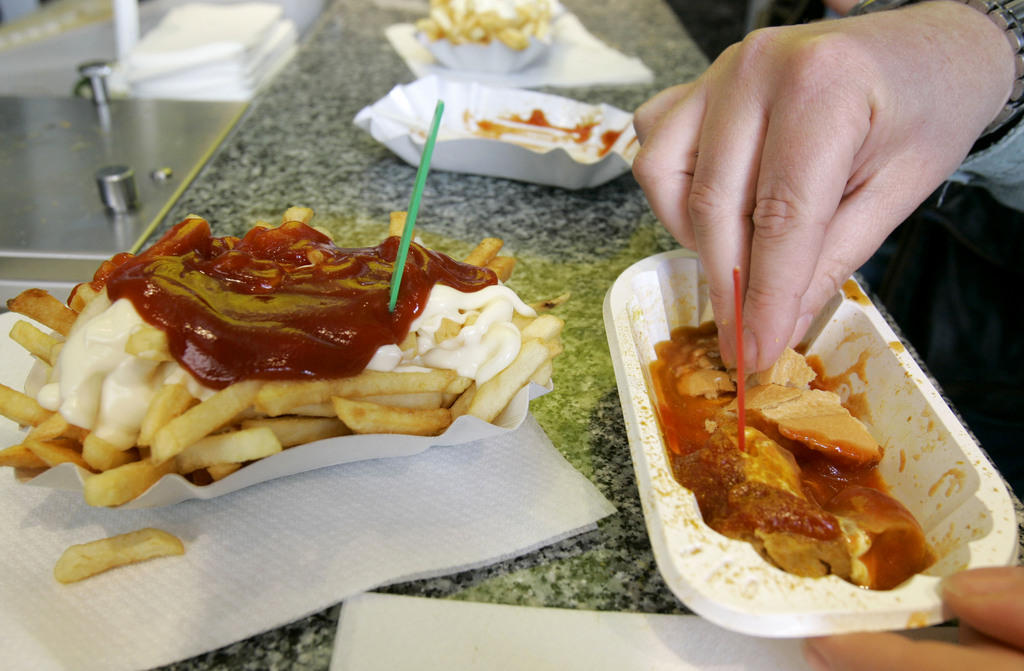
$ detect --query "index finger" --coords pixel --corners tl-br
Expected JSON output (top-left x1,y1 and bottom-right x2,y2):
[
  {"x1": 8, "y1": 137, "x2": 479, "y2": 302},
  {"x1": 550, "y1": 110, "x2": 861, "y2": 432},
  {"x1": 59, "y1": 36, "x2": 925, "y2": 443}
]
[
  {"x1": 631, "y1": 81, "x2": 708, "y2": 250},
  {"x1": 633, "y1": 82, "x2": 694, "y2": 144},
  {"x1": 741, "y1": 92, "x2": 869, "y2": 370},
  {"x1": 684, "y1": 73, "x2": 768, "y2": 367}
]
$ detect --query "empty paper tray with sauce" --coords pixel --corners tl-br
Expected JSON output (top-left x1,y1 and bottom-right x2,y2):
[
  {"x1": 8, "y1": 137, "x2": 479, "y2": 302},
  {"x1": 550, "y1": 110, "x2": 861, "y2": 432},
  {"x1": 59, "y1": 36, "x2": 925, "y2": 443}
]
[
  {"x1": 603, "y1": 249, "x2": 1017, "y2": 637},
  {"x1": 353, "y1": 76, "x2": 637, "y2": 189}
]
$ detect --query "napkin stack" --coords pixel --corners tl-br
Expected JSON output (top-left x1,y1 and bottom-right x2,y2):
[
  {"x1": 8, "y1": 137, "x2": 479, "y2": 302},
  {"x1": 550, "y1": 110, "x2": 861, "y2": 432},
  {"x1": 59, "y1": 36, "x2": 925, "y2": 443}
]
[{"x1": 119, "y1": 2, "x2": 297, "y2": 101}]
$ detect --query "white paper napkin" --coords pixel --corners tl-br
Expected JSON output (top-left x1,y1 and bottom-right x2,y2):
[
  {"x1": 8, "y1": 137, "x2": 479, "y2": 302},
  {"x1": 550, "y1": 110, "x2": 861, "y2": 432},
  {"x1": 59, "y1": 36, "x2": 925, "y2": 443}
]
[
  {"x1": 126, "y1": 3, "x2": 284, "y2": 78},
  {"x1": 331, "y1": 593, "x2": 961, "y2": 671},
  {"x1": 128, "y1": 19, "x2": 297, "y2": 101},
  {"x1": 0, "y1": 387, "x2": 614, "y2": 669},
  {"x1": 118, "y1": 2, "x2": 298, "y2": 100},
  {"x1": 385, "y1": 11, "x2": 653, "y2": 88}
]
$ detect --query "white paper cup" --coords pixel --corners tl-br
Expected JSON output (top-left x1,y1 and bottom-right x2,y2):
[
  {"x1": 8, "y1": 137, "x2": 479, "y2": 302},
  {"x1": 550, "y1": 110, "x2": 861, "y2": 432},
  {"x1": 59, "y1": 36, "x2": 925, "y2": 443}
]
[{"x1": 416, "y1": 31, "x2": 551, "y2": 73}]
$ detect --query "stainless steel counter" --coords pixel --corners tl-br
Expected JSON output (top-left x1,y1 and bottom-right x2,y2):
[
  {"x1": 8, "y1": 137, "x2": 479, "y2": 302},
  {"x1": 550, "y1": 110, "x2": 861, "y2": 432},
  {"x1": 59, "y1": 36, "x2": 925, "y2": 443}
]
[{"x1": 0, "y1": 95, "x2": 245, "y2": 302}]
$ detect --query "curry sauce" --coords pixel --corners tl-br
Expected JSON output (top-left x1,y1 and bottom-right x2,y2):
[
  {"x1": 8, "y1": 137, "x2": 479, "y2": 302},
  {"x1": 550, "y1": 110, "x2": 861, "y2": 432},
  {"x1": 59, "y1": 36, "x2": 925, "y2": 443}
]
[{"x1": 650, "y1": 323, "x2": 935, "y2": 590}]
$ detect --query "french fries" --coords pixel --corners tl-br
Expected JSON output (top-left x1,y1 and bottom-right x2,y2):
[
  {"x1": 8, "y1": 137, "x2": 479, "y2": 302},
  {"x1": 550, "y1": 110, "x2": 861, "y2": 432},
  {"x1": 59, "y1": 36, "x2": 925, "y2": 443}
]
[
  {"x1": 83, "y1": 459, "x2": 177, "y2": 507},
  {"x1": 22, "y1": 437, "x2": 93, "y2": 469},
  {"x1": 151, "y1": 379, "x2": 263, "y2": 465},
  {"x1": 8, "y1": 319, "x2": 59, "y2": 364},
  {"x1": 82, "y1": 433, "x2": 136, "y2": 471},
  {"x1": 124, "y1": 324, "x2": 172, "y2": 361},
  {"x1": 256, "y1": 369, "x2": 460, "y2": 417},
  {"x1": 0, "y1": 207, "x2": 565, "y2": 512},
  {"x1": 463, "y1": 236, "x2": 504, "y2": 266},
  {"x1": 175, "y1": 427, "x2": 282, "y2": 474},
  {"x1": 464, "y1": 339, "x2": 555, "y2": 423},
  {"x1": 240, "y1": 416, "x2": 349, "y2": 446},
  {"x1": 0, "y1": 443, "x2": 48, "y2": 469},
  {"x1": 138, "y1": 383, "x2": 196, "y2": 447},
  {"x1": 6, "y1": 288, "x2": 77, "y2": 336},
  {"x1": 54, "y1": 528, "x2": 185, "y2": 583},
  {"x1": 415, "y1": 0, "x2": 552, "y2": 50},
  {"x1": 332, "y1": 397, "x2": 452, "y2": 436},
  {"x1": 0, "y1": 383, "x2": 51, "y2": 427}
]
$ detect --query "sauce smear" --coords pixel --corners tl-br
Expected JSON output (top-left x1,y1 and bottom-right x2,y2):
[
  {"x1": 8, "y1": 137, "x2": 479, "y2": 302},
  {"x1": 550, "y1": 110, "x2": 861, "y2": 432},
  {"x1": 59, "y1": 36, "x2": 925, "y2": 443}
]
[
  {"x1": 650, "y1": 324, "x2": 936, "y2": 589},
  {"x1": 91, "y1": 217, "x2": 497, "y2": 388},
  {"x1": 475, "y1": 108, "x2": 624, "y2": 157}
]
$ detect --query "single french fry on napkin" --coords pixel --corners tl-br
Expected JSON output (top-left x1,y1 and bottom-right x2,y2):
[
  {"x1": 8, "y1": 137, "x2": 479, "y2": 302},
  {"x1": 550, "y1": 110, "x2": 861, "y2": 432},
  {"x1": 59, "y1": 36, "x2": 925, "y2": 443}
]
[{"x1": 0, "y1": 385, "x2": 613, "y2": 671}]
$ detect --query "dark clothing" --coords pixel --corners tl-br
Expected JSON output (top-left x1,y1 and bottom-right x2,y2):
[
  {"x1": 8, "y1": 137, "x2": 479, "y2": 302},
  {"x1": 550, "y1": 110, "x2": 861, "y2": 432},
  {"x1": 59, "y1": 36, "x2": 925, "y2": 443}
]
[{"x1": 870, "y1": 185, "x2": 1024, "y2": 496}]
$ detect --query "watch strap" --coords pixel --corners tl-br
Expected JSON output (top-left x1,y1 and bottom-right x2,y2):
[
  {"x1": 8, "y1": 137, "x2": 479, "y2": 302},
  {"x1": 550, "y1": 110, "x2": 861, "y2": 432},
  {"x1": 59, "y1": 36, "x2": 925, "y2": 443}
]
[{"x1": 849, "y1": 0, "x2": 1024, "y2": 136}]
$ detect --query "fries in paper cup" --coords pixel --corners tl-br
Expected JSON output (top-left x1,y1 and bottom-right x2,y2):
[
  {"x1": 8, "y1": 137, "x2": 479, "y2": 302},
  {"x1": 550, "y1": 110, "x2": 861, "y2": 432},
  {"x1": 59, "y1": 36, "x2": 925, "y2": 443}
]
[
  {"x1": 0, "y1": 208, "x2": 564, "y2": 508},
  {"x1": 415, "y1": 0, "x2": 555, "y2": 72}
]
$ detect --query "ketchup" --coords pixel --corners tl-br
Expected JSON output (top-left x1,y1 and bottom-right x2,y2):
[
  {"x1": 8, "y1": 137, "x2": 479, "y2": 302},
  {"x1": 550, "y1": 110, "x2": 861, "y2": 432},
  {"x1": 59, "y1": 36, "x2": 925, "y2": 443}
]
[
  {"x1": 476, "y1": 109, "x2": 624, "y2": 157},
  {"x1": 515, "y1": 109, "x2": 593, "y2": 144},
  {"x1": 92, "y1": 217, "x2": 497, "y2": 388}
]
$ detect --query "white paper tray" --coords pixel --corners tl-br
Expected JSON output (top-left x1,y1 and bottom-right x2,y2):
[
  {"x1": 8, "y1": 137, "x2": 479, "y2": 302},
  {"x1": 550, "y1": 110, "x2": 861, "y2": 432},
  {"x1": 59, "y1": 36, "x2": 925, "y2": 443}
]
[
  {"x1": 353, "y1": 76, "x2": 637, "y2": 189},
  {"x1": 416, "y1": 32, "x2": 551, "y2": 74},
  {"x1": 603, "y1": 249, "x2": 1017, "y2": 637},
  {"x1": 412, "y1": 0, "x2": 559, "y2": 74},
  {"x1": 0, "y1": 311, "x2": 549, "y2": 509}
]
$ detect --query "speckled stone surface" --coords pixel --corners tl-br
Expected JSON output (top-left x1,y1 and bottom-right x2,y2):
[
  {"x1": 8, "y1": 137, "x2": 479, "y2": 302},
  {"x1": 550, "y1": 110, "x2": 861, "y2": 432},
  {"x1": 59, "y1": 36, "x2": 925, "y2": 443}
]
[{"x1": 153, "y1": 1, "x2": 708, "y2": 669}]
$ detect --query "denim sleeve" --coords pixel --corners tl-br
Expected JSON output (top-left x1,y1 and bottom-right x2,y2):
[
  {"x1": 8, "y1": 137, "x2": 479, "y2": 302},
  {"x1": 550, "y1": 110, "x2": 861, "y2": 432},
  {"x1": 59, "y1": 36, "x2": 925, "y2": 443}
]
[{"x1": 949, "y1": 119, "x2": 1024, "y2": 212}]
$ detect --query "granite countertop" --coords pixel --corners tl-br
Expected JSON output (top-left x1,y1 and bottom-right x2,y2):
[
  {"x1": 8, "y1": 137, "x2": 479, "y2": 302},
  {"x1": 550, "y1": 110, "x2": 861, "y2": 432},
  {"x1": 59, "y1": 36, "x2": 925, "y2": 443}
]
[{"x1": 154, "y1": 0, "x2": 708, "y2": 668}]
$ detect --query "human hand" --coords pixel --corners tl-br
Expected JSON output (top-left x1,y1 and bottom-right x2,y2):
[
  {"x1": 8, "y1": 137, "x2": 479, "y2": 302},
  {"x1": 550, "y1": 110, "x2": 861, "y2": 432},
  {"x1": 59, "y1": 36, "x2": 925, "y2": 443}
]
[
  {"x1": 632, "y1": 2, "x2": 1015, "y2": 371},
  {"x1": 803, "y1": 566, "x2": 1024, "y2": 670}
]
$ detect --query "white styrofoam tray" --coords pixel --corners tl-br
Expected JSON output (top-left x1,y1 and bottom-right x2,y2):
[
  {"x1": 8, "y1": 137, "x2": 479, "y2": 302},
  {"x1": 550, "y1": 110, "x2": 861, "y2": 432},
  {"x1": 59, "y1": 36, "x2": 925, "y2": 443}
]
[
  {"x1": 353, "y1": 76, "x2": 637, "y2": 189},
  {"x1": 603, "y1": 249, "x2": 1017, "y2": 637}
]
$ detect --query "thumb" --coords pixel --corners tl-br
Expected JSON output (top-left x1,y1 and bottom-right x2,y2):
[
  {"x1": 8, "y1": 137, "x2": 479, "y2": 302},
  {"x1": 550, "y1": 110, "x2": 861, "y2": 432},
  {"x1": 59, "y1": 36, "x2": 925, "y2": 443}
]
[{"x1": 942, "y1": 566, "x2": 1024, "y2": 652}]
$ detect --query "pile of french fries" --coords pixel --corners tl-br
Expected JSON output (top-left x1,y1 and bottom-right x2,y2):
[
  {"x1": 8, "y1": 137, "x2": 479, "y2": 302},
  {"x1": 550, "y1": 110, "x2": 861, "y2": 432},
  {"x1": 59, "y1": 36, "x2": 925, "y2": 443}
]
[
  {"x1": 416, "y1": 0, "x2": 552, "y2": 50},
  {"x1": 0, "y1": 208, "x2": 564, "y2": 508}
]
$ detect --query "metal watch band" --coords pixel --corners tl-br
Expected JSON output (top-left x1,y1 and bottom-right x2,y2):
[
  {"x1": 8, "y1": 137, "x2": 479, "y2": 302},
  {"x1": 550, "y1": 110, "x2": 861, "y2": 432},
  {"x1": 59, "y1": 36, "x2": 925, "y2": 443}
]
[{"x1": 849, "y1": 0, "x2": 1024, "y2": 136}]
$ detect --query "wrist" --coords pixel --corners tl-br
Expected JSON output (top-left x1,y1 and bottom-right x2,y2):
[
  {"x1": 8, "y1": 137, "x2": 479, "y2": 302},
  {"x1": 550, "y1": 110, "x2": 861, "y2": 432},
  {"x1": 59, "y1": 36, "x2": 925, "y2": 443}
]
[{"x1": 851, "y1": 0, "x2": 1022, "y2": 136}]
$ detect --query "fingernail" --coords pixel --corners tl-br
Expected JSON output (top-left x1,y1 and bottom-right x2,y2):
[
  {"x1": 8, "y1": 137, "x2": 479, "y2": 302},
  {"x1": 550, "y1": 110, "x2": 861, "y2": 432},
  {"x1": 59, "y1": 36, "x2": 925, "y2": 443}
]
[
  {"x1": 802, "y1": 639, "x2": 832, "y2": 671},
  {"x1": 742, "y1": 328, "x2": 758, "y2": 370},
  {"x1": 788, "y1": 312, "x2": 814, "y2": 348}
]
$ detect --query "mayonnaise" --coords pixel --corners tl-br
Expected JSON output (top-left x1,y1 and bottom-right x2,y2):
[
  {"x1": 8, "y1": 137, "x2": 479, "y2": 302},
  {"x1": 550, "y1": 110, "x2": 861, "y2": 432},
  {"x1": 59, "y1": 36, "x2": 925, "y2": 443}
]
[
  {"x1": 840, "y1": 517, "x2": 873, "y2": 588},
  {"x1": 406, "y1": 284, "x2": 535, "y2": 383},
  {"x1": 38, "y1": 281, "x2": 536, "y2": 447},
  {"x1": 36, "y1": 296, "x2": 214, "y2": 449}
]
